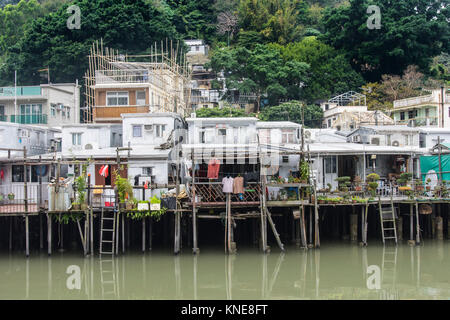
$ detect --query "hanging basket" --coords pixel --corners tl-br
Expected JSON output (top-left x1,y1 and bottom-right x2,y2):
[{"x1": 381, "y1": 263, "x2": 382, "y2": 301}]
[{"x1": 419, "y1": 204, "x2": 432, "y2": 215}]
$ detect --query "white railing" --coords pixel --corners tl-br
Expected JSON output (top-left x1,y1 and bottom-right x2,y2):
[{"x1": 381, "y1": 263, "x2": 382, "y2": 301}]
[{"x1": 393, "y1": 95, "x2": 435, "y2": 108}]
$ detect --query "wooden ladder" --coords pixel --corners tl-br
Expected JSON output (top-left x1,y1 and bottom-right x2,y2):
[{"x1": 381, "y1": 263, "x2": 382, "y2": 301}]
[
  {"x1": 381, "y1": 245, "x2": 398, "y2": 288},
  {"x1": 99, "y1": 258, "x2": 118, "y2": 299},
  {"x1": 100, "y1": 207, "x2": 117, "y2": 255},
  {"x1": 378, "y1": 199, "x2": 398, "y2": 244}
]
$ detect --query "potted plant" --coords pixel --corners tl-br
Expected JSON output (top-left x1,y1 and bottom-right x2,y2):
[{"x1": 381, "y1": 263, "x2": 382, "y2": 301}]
[
  {"x1": 318, "y1": 196, "x2": 326, "y2": 204},
  {"x1": 354, "y1": 176, "x2": 362, "y2": 192},
  {"x1": 299, "y1": 160, "x2": 309, "y2": 183},
  {"x1": 74, "y1": 175, "x2": 87, "y2": 210},
  {"x1": 415, "y1": 179, "x2": 424, "y2": 192},
  {"x1": 366, "y1": 173, "x2": 380, "y2": 199},
  {"x1": 426, "y1": 178, "x2": 432, "y2": 191},
  {"x1": 7, "y1": 192, "x2": 15, "y2": 201},
  {"x1": 71, "y1": 201, "x2": 81, "y2": 211},
  {"x1": 326, "y1": 183, "x2": 332, "y2": 193},
  {"x1": 335, "y1": 176, "x2": 351, "y2": 193},
  {"x1": 397, "y1": 172, "x2": 413, "y2": 193},
  {"x1": 114, "y1": 169, "x2": 134, "y2": 210}
]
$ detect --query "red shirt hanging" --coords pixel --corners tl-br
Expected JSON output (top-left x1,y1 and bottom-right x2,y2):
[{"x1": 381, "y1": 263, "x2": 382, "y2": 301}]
[{"x1": 207, "y1": 158, "x2": 220, "y2": 179}]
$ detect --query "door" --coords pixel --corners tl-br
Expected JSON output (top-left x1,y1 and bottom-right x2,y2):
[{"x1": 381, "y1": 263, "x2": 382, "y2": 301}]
[
  {"x1": 323, "y1": 156, "x2": 338, "y2": 190},
  {"x1": 95, "y1": 164, "x2": 127, "y2": 186}
]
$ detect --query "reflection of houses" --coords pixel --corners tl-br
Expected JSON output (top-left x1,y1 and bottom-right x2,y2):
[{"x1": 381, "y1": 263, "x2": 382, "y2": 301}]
[
  {"x1": 84, "y1": 41, "x2": 191, "y2": 123},
  {"x1": 321, "y1": 91, "x2": 393, "y2": 130},
  {"x1": 392, "y1": 88, "x2": 450, "y2": 127},
  {"x1": 0, "y1": 83, "x2": 81, "y2": 127}
]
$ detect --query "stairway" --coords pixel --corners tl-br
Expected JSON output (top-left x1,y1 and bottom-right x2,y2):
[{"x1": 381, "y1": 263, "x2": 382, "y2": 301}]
[
  {"x1": 378, "y1": 200, "x2": 398, "y2": 244},
  {"x1": 100, "y1": 208, "x2": 117, "y2": 255}
]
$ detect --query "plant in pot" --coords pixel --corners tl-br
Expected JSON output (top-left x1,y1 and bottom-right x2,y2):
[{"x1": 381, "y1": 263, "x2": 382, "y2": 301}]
[
  {"x1": 335, "y1": 176, "x2": 351, "y2": 193},
  {"x1": 8, "y1": 192, "x2": 15, "y2": 201},
  {"x1": 317, "y1": 196, "x2": 326, "y2": 204},
  {"x1": 366, "y1": 173, "x2": 380, "y2": 199},
  {"x1": 397, "y1": 172, "x2": 413, "y2": 194},
  {"x1": 114, "y1": 169, "x2": 134, "y2": 210},
  {"x1": 74, "y1": 175, "x2": 87, "y2": 210},
  {"x1": 326, "y1": 183, "x2": 332, "y2": 193},
  {"x1": 299, "y1": 160, "x2": 309, "y2": 183},
  {"x1": 425, "y1": 178, "x2": 432, "y2": 191},
  {"x1": 354, "y1": 176, "x2": 362, "y2": 192}
]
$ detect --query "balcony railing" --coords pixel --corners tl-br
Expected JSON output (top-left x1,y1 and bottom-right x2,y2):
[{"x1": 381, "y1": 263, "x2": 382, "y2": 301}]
[
  {"x1": 94, "y1": 105, "x2": 150, "y2": 119},
  {"x1": 192, "y1": 182, "x2": 261, "y2": 204},
  {"x1": 10, "y1": 114, "x2": 47, "y2": 124},
  {"x1": 393, "y1": 95, "x2": 435, "y2": 108},
  {"x1": 395, "y1": 117, "x2": 438, "y2": 126},
  {"x1": 0, "y1": 86, "x2": 42, "y2": 97}
]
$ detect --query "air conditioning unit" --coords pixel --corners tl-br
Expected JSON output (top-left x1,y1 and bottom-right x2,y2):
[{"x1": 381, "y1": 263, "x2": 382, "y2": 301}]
[
  {"x1": 392, "y1": 140, "x2": 400, "y2": 147},
  {"x1": 144, "y1": 125, "x2": 153, "y2": 131},
  {"x1": 352, "y1": 135, "x2": 361, "y2": 143}
]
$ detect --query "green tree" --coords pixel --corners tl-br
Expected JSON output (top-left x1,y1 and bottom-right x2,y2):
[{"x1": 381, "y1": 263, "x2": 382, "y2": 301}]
[
  {"x1": 238, "y1": 0, "x2": 304, "y2": 44},
  {"x1": 275, "y1": 36, "x2": 364, "y2": 103},
  {"x1": 209, "y1": 43, "x2": 310, "y2": 112},
  {"x1": 196, "y1": 106, "x2": 250, "y2": 117},
  {"x1": 321, "y1": 0, "x2": 450, "y2": 81},
  {"x1": 259, "y1": 100, "x2": 323, "y2": 128},
  {"x1": 0, "y1": 0, "x2": 181, "y2": 85}
]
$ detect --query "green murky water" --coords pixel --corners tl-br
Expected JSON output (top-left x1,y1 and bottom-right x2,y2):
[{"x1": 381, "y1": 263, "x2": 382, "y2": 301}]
[{"x1": 0, "y1": 241, "x2": 448, "y2": 300}]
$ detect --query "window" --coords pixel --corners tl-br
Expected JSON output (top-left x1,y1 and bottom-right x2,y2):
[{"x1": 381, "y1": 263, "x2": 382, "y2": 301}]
[
  {"x1": 19, "y1": 104, "x2": 42, "y2": 124},
  {"x1": 155, "y1": 124, "x2": 166, "y2": 137},
  {"x1": 12, "y1": 165, "x2": 25, "y2": 182},
  {"x1": 107, "y1": 91, "x2": 129, "y2": 106},
  {"x1": 50, "y1": 105, "x2": 56, "y2": 116},
  {"x1": 366, "y1": 155, "x2": 377, "y2": 168},
  {"x1": 67, "y1": 107, "x2": 70, "y2": 119},
  {"x1": 400, "y1": 112, "x2": 405, "y2": 121},
  {"x1": 282, "y1": 156, "x2": 289, "y2": 163},
  {"x1": 404, "y1": 134, "x2": 409, "y2": 146},
  {"x1": 195, "y1": 46, "x2": 199, "y2": 51},
  {"x1": 0, "y1": 105, "x2": 4, "y2": 116},
  {"x1": 327, "y1": 119, "x2": 332, "y2": 127},
  {"x1": 425, "y1": 108, "x2": 430, "y2": 117},
  {"x1": 218, "y1": 128, "x2": 227, "y2": 136},
  {"x1": 133, "y1": 125, "x2": 142, "y2": 137},
  {"x1": 325, "y1": 104, "x2": 329, "y2": 111},
  {"x1": 387, "y1": 134, "x2": 392, "y2": 146},
  {"x1": 408, "y1": 110, "x2": 417, "y2": 119},
  {"x1": 72, "y1": 133, "x2": 82, "y2": 145},
  {"x1": 142, "y1": 167, "x2": 153, "y2": 176},
  {"x1": 136, "y1": 91, "x2": 146, "y2": 106},
  {"x1": 282, "y1": 130, "x2": 295, "y2": 143}
]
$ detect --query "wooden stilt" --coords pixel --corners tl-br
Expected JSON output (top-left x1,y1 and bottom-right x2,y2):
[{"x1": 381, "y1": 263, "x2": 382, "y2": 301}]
[
  {"x1": 47, "y1": 214, "x2": 52, "y2": 255},
  {"x1": 142, "y1": 217, "x2": 146, "y2": 253},
  {"x1": 397, "y1": 216, "x2": 403, "y2": 241},
  {"x1": 309, "y1": 205, "x2": 313, "y2": 245},
  {"x1": 436, "y1": 215, "x2": 444, "y2": 240},
  {"x1": 299, "y1": 206, "x2": 307, "y2": 248},
  {"x1": 415, "y1": 201, "x2": 420, "y2": 245},
  {"x1": 409, "y1": 203, "x2": 414, "y2": 244},
  {"x1": 9, "y1": 216, "x2": 12, "y2": 251},
  {"x1": 350, "y1": 207, "x2": 358, "y2": 241},
  {"x1": 122, "y1": 214, "x2": 125, "y2": 253},
  {"x1": 314, "y1": 199, "x2": 320, "y2": 248},
  {"x1": 149, "y1": 218, "x2": 152, "y2": 251},
  {"x1": 90, "y1": 208, "x2": 94, "y2": 255},
  {"x1": 25, "y1": 216, "x2": 29, "y2": 257}
]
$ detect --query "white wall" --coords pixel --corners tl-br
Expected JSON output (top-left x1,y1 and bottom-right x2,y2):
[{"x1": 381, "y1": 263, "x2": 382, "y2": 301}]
[{"x1": 61, "y1": 125, "x2": 120, "y2": 153}]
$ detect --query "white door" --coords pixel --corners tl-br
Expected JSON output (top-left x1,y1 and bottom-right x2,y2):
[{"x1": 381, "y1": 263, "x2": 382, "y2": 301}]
[{"x1": 324, "y1": 156, "x2": 338, "y2": 190}]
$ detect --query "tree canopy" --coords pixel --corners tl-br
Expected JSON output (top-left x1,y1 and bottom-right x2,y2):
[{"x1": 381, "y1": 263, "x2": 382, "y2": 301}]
[
  {"x1": 209, "y1": 43, "x2": 310, "y2": 111},
  {"x1": 321, "y1": 0, "x2": 450, "y2": 81},
  {"x1": 259, "y1": 100, "x2": 323, "y2": 128}
]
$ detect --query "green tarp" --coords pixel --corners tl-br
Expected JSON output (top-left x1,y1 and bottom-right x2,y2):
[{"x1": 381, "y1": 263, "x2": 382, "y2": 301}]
[{"x1": 420, "y1": 155, "x2": 450, "y2": 182}]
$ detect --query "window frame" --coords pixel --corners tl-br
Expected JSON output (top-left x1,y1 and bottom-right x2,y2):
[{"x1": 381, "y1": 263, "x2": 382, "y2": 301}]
[
  {"x1": 106, "y1": 91, "x2": 129, "y2": 106},
  {"x1": 132, "y1": 125, "x2": 142, "y2": 138}
]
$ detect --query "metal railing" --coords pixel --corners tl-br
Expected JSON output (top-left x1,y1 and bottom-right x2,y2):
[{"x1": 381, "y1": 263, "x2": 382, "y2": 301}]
[
  {"x1": 10, "y1": 114, "x2": 48, "y2": 124},
  {"x1": 192, "y1": 182, "x2": 261, "y2": 203},
  {"x1": 0, "y1": 183, "x2": 48, "y2": 214},
  {"x1": 393, "y1": 95, "x2": 435, "y2": 108}
]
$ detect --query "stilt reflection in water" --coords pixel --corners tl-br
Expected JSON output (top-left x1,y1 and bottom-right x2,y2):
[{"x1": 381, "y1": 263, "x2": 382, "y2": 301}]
[{"x1": 0, "y1": 242, "x2": 448, "y2": 300}]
